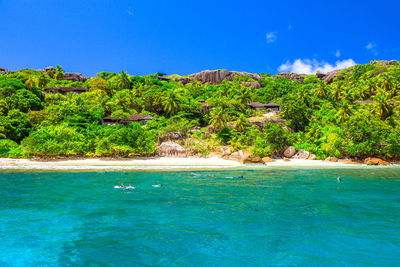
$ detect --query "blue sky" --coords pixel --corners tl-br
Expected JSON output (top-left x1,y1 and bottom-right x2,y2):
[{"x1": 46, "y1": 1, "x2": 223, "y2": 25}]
[{"x1": 0, "y1": 0, "x2": 399, "y2": 77}]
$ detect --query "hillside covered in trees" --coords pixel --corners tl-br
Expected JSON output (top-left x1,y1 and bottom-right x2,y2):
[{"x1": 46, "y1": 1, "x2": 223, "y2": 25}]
[{"x1": 0, "y1": 60, "x2": 399, "y2": 160}]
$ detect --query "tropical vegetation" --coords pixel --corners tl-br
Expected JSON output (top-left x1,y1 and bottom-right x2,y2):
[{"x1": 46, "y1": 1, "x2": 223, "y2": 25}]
[{"x1": 0, "y1": 60, "x2": 399, "y2": 159}]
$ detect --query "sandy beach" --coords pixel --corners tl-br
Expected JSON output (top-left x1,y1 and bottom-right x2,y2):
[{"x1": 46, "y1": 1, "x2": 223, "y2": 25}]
[{"x1": 0, "y1": 157, "x2": 389, "y2": 171}]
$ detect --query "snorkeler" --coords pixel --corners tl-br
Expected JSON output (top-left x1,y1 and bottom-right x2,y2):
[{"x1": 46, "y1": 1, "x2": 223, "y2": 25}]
[
  {"x1": 125, "y1": 184, "x2": 135, "y2": 190},
  {"x1": 114, "y1": 183, "x2": 124, "y2": 189}
]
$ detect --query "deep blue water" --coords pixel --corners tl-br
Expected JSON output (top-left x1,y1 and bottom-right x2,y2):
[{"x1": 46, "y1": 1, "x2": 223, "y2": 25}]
[{"x1": 0, "y1": 168, "x2": 400, "y2": 266}]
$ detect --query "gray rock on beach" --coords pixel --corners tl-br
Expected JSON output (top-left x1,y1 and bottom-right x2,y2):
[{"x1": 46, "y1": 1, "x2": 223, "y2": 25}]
[
  {"x1": 283, "y1": 146, "x2": 296, "y2": 158},
  {"x1": 157, "y1": 141, "x2": 187, "y2": 157},
  {"x1": 228, "y1": 150, "x2": 245, "y2": 163},
  {"x1": 292, "y1": 149, "x2": 310, "y2": 160},
  {"x1": 307, "y1": 154, "x2": 317, "y2": 160},
  {"x1": 220, "y1": 147, "x2": 232, "y2": 157}
]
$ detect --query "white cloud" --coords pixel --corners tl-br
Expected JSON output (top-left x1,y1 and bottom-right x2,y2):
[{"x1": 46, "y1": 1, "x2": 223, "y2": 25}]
[
  {"x1": 366, "y1": 42, "x2": 378, "y2": 56},
  {"x1": 366, "y1": 43, "x2": 375, "y2": 50},
  {"x1": 335, "y1": 50, "x2": 341, "y2": 58},
  {"x1": 265, "y1": 32, "x2": 277, "y2": 43},
  {"x1": 126, "y1": 7, "x2": 134, "y2": 16},
  {"x1": 278, "y1": 58, "x2": 356, "y2": 74}
]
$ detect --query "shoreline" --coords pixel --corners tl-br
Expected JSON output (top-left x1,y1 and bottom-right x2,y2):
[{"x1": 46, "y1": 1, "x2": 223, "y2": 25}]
[{"x1": 1, "y1": 157, "x2": 398, "y2": 171}]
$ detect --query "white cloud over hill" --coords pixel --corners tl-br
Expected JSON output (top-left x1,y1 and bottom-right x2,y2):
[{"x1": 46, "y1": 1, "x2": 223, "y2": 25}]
[{"x1": 278, "y1": 58, "x2": 356, "y2": 74}]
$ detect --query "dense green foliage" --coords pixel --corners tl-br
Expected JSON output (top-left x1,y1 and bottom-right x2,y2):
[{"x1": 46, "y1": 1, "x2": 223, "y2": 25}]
[{"x1": 0, "y1": 61, "x2": 399, "y2": 159}]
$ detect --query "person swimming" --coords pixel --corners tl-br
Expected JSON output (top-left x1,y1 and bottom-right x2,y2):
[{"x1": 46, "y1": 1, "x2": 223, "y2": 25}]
[
  {"x1": 114, "y1": 183, "x2": 124, "y2": 189},
  {"x1": 152, "y1": 184, "x2": 162, "y2": 187},
  {"x1": 337, "y1": 176, "x2": 342, "y2": 182},
  {"x1": 238, "y1": 175, "x2": 244, "y2": 179},
  {"x1": 125, "y1": 184, "x2": 135, "y2": 190}
]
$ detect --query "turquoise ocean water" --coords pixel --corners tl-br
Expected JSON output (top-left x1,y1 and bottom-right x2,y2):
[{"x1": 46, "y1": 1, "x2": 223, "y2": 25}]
[{"x1": 0, "y1": 168, "x2": 399, "y2": 266}]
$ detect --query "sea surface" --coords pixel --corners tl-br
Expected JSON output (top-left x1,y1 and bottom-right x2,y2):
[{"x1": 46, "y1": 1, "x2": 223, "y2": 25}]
[{"x1": 0, "y1": 168, "x2": 399, "y2": 266}]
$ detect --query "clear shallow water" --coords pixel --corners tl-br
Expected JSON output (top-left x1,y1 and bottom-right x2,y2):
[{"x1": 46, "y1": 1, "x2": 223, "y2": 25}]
[{"x1": 0, "y1": 168, "x2": 400, "y2": 266}]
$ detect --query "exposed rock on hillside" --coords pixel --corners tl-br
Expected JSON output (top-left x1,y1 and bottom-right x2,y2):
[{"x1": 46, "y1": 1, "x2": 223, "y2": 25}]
[
  {"x1": 245, "y1": 81, "x2": 261, "y2": 88},
  {"x1": 371, "y1": 60, "x2": 398, "y2": 66},
  {"x1": 44, "y1": 66, "x2": 55, "y2": 72},
  {"x1": 273, "y1": 73, "x2": 305, "y2": 83},
  {"x1": 63, "y1": 72, "x2": 87, "y2": 82},
  {"x1": 324, "y1": 65, "x2": 356, "y2": 84},
  {"x1": 176, "y1": 70, "x2": 262, "y2": 85},
  {"x1": 157, "y1": 141, "x2": 187, "y2": 157}
]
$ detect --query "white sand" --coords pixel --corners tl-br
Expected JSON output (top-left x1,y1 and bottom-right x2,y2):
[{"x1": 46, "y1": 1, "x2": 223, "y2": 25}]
[
  {"x1": 0, "y1": 157, "x2": 241, "y2": 170},
  {"x1": 0, "y1": 157, "x2": 379, "y2": 171}
]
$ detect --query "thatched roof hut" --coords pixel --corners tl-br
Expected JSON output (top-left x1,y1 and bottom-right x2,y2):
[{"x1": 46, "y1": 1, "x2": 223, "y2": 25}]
[{"x1": 44, "y1": 86, "x2": 88, "y2": 95}]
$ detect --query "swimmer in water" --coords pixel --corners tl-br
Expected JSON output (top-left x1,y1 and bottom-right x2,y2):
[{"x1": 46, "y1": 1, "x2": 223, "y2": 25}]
[
  {"x1": 152, "y1": 184, "x2": 162, "y2": 187},
  {"x1": 125, "y1": 184, "x2": 135, "y2": 190},
  {"x1": 337, "y1": 176, "x2": 342, "y2": 182},
  {"x1": 238, "y1": 175, "x2": 244, "y2": 179},
  {"x1": 114, "y1": 183, "x2": 124, "y2": 189}
]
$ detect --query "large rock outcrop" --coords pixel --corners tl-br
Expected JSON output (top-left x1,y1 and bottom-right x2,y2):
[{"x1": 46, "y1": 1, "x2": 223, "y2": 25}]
[
  {"x1": 219, "y1": 146, "x2": 232, "y2": 157},
  {"x1": 364, "y1": 157, "x2": 390, "y2": 166},
  {"x1": 283, "y1": 146, "x2": 296, "y2": 158},
  {"x1": 371, "y1": 60, "x2": 398, "y2": 66},
  {"x1": 157, "y1": 141, "x2": 187, "y2": 157},
  {"x1": 273, "y1": 73, "x2": 305, "y2": 83},
  {"x1": 292, "y1": 149, "x2": 310, "y2": 159},
  {"x1": 243, "y1": 154, "x2": 263, "y2": 164},
  {"x1": 245, "y1": 81, "x2": 262, "y2": 88},
  {"x1": 176, "y1": 70, "x2": 262, "y2": 85},
  {"x1": 228, "y1": 150, "x2": 245, "y2": 163},
  {"x1": 63, "y1": 72, "x2": 87, "y2": 82},
  {"x1": 324, "y1": 65, "x2": 355, "y2": 84}
]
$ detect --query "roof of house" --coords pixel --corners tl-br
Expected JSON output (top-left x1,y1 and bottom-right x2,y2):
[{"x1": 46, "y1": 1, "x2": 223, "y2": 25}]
[
  {"x1": 44, "y1": 86, "x2": 88, "y2": 93},
  {"x1": 247, "y1": 102, "x2": 267, "y2": 107},
  {"x1": 265, "y1": 102, "x2": 281, "y2": 107},
  {"x1": 247, "y1": 102, "x2": 281, "y2": 108}
]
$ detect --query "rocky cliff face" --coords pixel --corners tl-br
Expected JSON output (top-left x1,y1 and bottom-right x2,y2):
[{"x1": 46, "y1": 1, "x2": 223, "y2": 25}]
[
  {"x1": 273, "y1": 72, "x2": 306, "y2": 83},
  {"x1": 176, "y1": 70, "x2": 262, "y2": 85},
  {"x1": 157, "y1": 141, "x2": 187, "y2": 157},
  {"x1": 63, "y1": 72, "x2": 87, "y2": 82}
]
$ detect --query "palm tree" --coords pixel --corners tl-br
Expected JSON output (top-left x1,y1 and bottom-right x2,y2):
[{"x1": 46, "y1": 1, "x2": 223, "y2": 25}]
[
  {"x1": 335, "y1": 101, "x2": 352, "y2": 123},
  {"x1": 374, "y1": 89, "x2": 394, "y2": 120},
  {"x1": 235, "y1": 114, "x2": 249, "y2": 132},
  {"x1": 53, "y1": 65, "x2": 64, "y2": 80},
  {"x1": 115, "y1": 71, "x2": 132, "y2": 89},
  {"x1": 209, "y1": 107, "x2": 228, "y2": 130},
  {"x1": 236, "y1": 87, "x2": 252, "y2": 108},
  {"x1": 25, "y1": 75, "x2": 48, "y2": 89},
  {"x1": 161, "y1": 89, "x2": 181, "y2": 115}
]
